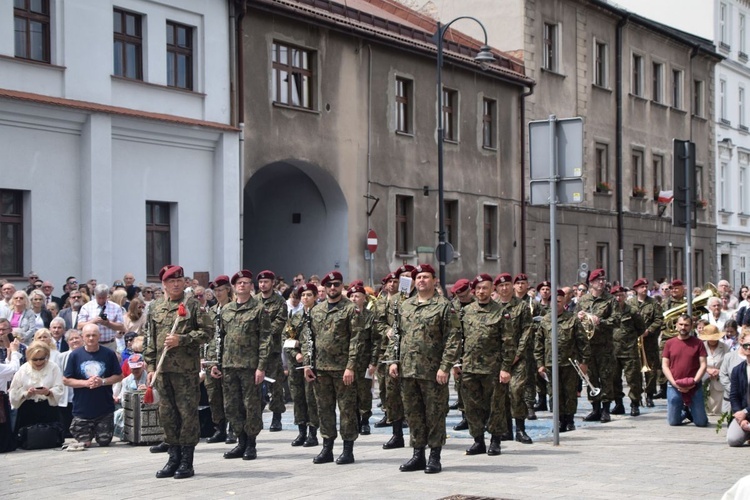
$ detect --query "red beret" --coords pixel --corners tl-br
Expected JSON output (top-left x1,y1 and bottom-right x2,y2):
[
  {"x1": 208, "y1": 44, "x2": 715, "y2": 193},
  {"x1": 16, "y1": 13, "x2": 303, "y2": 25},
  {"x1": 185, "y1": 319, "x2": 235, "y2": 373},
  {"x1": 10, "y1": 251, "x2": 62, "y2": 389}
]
[
  {"x1": 632, "y1": 278, "x2": 648, "y2": 288},
  {"x1": 348, "y1": 285, "x2": 367, "y2": 296},
  {"x1": 588, "y1": 269, "x2": 606, "y2": 282},
  {"x1": 494, "y1": 273, "x2": 512, "y2": 285},
  {"x1": 381, "y1": 272, "x2": 398, "y2": 284},
  {"x1": 557, "y1": 289, "x2": 566, "y2": 297},
  {"x1": 231, "y1": 269, "x2": 253, "y2": 285},
  {"x1": 160, "y1": 265, "x2": 184, "y2": 281},
  {"x1": 297, "y1": 283, "x2": 318, "y2": 296},
  {"x1": 513, "y1": 273, "x2": 528, "y2": 284},
  {"x1": 395, "y1": 265, "x2": 415, "y2": 278},
  {"x1": 471, "y1": 274, "x2": 493, "y2": 289},
  {"x1": 450, "y1": 278, "x2": 471, "y2": 294},
  {"x1": 610, "y1": 285, "x2": 624, "y2": 294},
  {"x1": 211, "y1": 275, "x2": 230, "y2": 289},
  {"x1": 536, "y1": 280, "x2": 551, "y2": 291},
  {"x1": 349, "y1": 280, "x2": 364, "y2": 288},
  {"x1": 321, "y1": 271, "x2": 344, "y2": 286},
  {"x1": 671, "y1": 279, "x2": 684, "y2": 287},
  {"x1": 257, "y1": 270, "x2": 275, "y2": 281},
  {"x1": 411, "y1": 264, "x2": 435, "y2": 280}
]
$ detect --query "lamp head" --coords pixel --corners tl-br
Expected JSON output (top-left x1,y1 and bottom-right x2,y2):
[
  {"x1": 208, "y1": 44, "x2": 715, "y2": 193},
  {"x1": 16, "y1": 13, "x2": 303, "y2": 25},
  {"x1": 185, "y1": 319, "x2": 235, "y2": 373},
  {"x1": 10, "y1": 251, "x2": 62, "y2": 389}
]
[{"x1": 474, "y1": 45, "x2": 495, "y2": 65}]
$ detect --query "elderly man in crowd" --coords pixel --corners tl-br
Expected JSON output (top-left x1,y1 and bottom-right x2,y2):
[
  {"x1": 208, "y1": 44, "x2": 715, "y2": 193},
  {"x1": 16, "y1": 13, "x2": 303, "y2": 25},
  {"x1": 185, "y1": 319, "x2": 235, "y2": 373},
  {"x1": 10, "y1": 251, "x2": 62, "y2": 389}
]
[{"x1": 77, "y1": 284, "x2": 125, "y2": 351}]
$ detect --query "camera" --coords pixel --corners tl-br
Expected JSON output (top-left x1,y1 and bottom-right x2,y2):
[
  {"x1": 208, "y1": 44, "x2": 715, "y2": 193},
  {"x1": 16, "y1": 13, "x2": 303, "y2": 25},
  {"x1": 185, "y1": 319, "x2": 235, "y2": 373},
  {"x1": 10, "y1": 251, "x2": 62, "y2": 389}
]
[{"x1": 99, "y1": 312, "x2": 108, "y2": 321}]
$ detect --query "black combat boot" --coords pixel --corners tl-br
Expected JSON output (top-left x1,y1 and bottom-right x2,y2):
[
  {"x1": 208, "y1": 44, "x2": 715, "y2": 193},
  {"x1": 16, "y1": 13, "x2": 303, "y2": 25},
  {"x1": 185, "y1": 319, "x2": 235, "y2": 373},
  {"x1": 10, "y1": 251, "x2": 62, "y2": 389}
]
[
  {"x1": 313, "y1": 437, "x2": 334, "y2": 464},
  {"x1": 514, "y1": 418, "x2": 533, "y2": 444},
  {"x1": 303, "y1": 426, "x2": 319, "y2": 447},
  {"x1": 453, "y1": 412, "x2": 468, "y2": 431},
  {"x1": 155, "y1": 446, "x2": 181, "y2": 478},
  {"x1": 399, "y1": 447, "x2": 426, "y2": 472},
  {"x1": 645, "y1": 394, "x2": 655, "y2": 408},
  {"x1": 383, "y1": 419, "x2": 405, "y2": 449},
  {"x1": 583, "y1": 402, "x2": 601, "y2": 421},
  {"x1": 360, "y1": 414, "x2": 371, "y2": 435},
  {"x1": 499, "y1": 412, "x2": 513, "y2": 441},
  {"x1": 487, "y1": 436, "x2": 501, "y2": 456},
  {"x1": 527, "y1": 404, "x2": 537, "y2": 420},
  {"x1": 225, "y1": 423, "x2": 237, "y2": 444},
  {"x1": 269, "y1": 412, "x2": 283, "y2": 432},
  {"x1": 424, "y1": 447, "x2": 442, "y2": 474},
  {"x1": 336, "y1": 440, "x2": 355, "y2": 464},
  {"x1": 600, "y1": 402, "x2": 612, "y2": 423},
  {"x1": 449, "y1": 401, "x2": 459, "y2": 410},
  {"x1": 465, "y1": 435, "x2": 486, "y2": 455},
  {"x1": 630, "y1": 403, "x2": 641, "y2": 417},
  {"x1": 565, "y1": 414, "x2": 576, "y2": 432},
  {"x1": 654, "y1": 383, "x2": 667, "y2": 399},
  {"x1": 291, "y1": 424, "x2": 307, "y2": 446},
  {"x1": 223, "y1": 432, "x2": 247, "y2": 459},
  {"x1": 533, "y1": 394, "x2": 548, "y2": 411},
  {"x1": 558, "y1": 414, "x2": 568, "y2": 433},
  {"x1": 243, "y1": 436, "x2": 257, "y2": 460},
  {"x1": 150, "y1": 441, "x2": 169, "y2": 453},
  {"x1": 611, "y1": 398, "x2": 625, "y2": 415},
  {"x1": 373, "y1": 415, "x2": 389, "y2": 428},
  {"x1": 173, "y1": 446, "x2": 194, "y2": 479},
  {"x1": 206, "y1": 419, "x2": 227, "y2": 443}
]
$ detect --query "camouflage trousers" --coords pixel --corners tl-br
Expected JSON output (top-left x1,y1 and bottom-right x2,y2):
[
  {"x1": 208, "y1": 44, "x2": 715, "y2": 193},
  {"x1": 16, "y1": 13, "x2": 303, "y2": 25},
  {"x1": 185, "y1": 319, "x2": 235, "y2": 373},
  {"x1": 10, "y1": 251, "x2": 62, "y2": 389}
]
[
  {"x1": 453, "y1": 373, "x2": 464, "y2": 411},
  {"x1": 613, "y1": 356, "x2": 643, "y2": 405},
  {"x1": 587, "y1": 343, "x2": 615, "y2": 403},
  {"x1": 204, "y1": 372, "x2": 225, "y2": 424},
  {"x1": 401, "y1": 377, "x2": 449, "y2": 449},
  {"x1": 376, "y1": 364, "x2": 387, "y2": 410},
  {"x1": 356, "y1": 364, "x2": 373, "y2": 418},
  {"x1": 504, "y1": 358, "x2": 529, "y2": 420},
  {"x1": 384, "y1": 368, "x2": 404, "y2": 422},
  {"x1": 70, "y1": 412, "x2": 114, "y2": 446},
  {"x1": 543, "y1": 365, "x2": 579, "y2": 414},
  {"x1": 527, "y1": 347, "x2": 543, "y2": 407},
  {"x1": 312, "y1": 370, "x2": 359, "y2": 441},
  {"x1": 288, "y1": 360, "x2": 319, "y2": 427},
  {"x1": 155, "y1": 371, "x2": 201, "y2": 446},
  {"x1": 223, "y1": 367, "x2": 263, "y2": 438},
  {"x1": 462, "y1": 372, "x2": 506, "y2": 438},
  {"x1": 643, "y1": 335, "x2": 660, "y2": 393},
  {"x1": 266, "y1": 352, "x2": 287, "y2": 415}
]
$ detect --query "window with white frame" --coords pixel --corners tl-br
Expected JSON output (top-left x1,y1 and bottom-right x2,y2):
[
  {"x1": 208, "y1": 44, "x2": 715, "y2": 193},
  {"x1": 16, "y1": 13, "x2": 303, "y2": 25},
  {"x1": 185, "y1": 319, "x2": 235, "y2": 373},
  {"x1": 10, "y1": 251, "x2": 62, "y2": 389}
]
[
  {"x1": 543, "y1": 23, "x2": 558, "y2": 72},
  {"x1": 653, "y1": 154, "x2": 664, "y2": 197},
  {"x1": 720, "y1": 2, "x2": 730, "y2": 48},
  {"x1": 632, "y1": 54, "x2": 644, "y2": 96},
  {"x1": 595, "y1": 142, "x2": 609, "y2": 188},
  {"x1": 634, "y1": 245, "x2": 645, "y2": 280},
  {"x1": 741, "y1": 86, "x2": 747, "y2": 129},
  {"x1": 652, "y1": 62, "x2": 664, "y2": 103},
  {"x1": 672, "y1": 69, "x2": 683, "y2": 109},
  {"x1": 741, "y1": 166, "x2": 748, "y2": 213},
  {"x1": 693, "y1": 79, "x2": 705, "y2": 117},
  {"x1": 741, "y1": 13, "x2": 747, "y2": 57},
  {"x1": 594, "y1": 40, "x2": 608, "y2": 87},
  {"x1": 721, "y1": 79, "x2": 728, "y2": 122},
  {"x1": 721, "y1": 162, "x2": 728, "y2": 211},
  {"x1": 631, "y1": 149, "x2": 644, "y2": 194}
]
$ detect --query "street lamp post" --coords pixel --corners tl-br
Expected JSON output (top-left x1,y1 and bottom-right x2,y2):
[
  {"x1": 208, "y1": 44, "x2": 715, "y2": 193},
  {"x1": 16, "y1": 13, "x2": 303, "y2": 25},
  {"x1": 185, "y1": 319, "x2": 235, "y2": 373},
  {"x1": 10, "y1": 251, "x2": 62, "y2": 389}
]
[{"x1": 435, "y1": 18, "x2": 495, "y2": 291}]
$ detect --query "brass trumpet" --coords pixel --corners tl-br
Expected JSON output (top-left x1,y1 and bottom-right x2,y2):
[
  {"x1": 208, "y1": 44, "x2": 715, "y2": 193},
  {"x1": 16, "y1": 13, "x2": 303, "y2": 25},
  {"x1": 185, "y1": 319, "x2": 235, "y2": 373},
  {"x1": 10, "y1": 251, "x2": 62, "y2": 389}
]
[
  {"x1": 570, "y1": 358, "x2": 601, "y2": 397},
  {"x1": 662, "y1": 282, "x2": 719, "y2": 332},
  {"x1": 638, "y1": 336, "x2": 651, "y2": 373}
]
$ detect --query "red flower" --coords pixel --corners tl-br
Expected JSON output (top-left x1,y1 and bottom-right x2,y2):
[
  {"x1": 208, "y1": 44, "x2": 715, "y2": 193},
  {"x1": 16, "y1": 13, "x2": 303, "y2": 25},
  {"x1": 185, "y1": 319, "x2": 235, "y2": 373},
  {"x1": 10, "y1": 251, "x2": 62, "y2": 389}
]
[{"x1": 178, "y1": 303, "x2": 187, "y2": 317}]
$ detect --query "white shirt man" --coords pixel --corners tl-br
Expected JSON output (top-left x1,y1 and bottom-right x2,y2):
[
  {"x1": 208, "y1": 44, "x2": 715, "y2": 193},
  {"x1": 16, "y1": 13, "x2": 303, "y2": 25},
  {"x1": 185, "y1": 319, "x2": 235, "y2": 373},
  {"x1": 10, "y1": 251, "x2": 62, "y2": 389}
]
[{"x1": 77, "y1": 284, "x2": 125, "y2": 347}]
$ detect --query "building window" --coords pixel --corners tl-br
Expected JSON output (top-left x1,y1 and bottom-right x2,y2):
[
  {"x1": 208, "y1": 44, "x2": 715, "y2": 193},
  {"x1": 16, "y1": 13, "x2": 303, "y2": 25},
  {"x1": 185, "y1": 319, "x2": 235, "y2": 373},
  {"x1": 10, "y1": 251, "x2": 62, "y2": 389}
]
[
  {"x1": 741, "y1": 86, "x2": 747, "y2": 129},
  {"x1": 395, "y1": 77, "x2": 412, "y2": 134},
  {"x1": 596, "y1": 243, "x2": 609, "y2": 271},
  {"x1": 721, "y1": 162, "x2": 728, "y2": 211},
  {"x1": 741, "y1": 166, "x2": 748, "y2": 213},
  {"x1": 653, "y1": 154, "x2": 664, "y2": 197},
  {"x1": 14, "y1": 0, "x2": 50, "y2": 63},
  {"x1": 595, "y1": 143, "x2": 609, "y2": 187},
  {"x1": 673, "y1": 247, "x2": 683, "y2": 280},
  {"x1": 696, "y1": 165, "x2": 704, "y2": 201},
  {"x1": 166, "y1": 21, "x2": 193, "y2": 90},
  {"x1": 631, "y1": 149, "x2": 644, "y2": 194},
  {"x1": 444, "y1": 200, "x2": 458, "y2": 250},
  {"x1": 482, "y1": 98, "x2": 496, "y2": 149},
  {"x1": 720, "y1": 2, "x2": 730, "y2": 48},
  {"x1": 395, "y1": 195, "x2": 413, "y2": 255},
  {"x1": 634, "y1": 245, "x2": 645, "y2": 280},
  {"x1": 0, "y1": 190, "x2": 23, "y2": 277},
  {"x1": 272, "y1": 41, "x2": 313, "y2": 109},
  {"x1": 632, "y1": 54, "x2": 644, "y2": 96},
  {"x1": 442, "y1": 88, "x2": 458, "y2": 141},
  {"x1": 672, "y1": 69, "x2": 683, "y2": 109},
  {"x1": 741, "y1": 14, "x2": 747, "y2": 57},
  {"x1": 113, "y1": 8, "x2": 143, "y2": 80},
  {"x1": 652, "y1": 62, "x2": 664, "y2": 103},
  {"x1": 543, "y1": 23, "x2": 558, "y2": 72},
  {"x1": 694, "y1": 249, "x2": 704, "y2": 285},
  {"x1": 483, "y1": 205, "x2": 497, "y2": 259},
  {"x1": 146, "y1": 202, "x2": 171, "y2": 279},
  {"x1": 721, "y1": 79, "x2": 728, "y2": 123},
  {"x1": 693, "y1": 80, "x2": 705, "y2": 117},
  {"x1": 594, "y1": 40, "x2": 608, "y2": 87}
]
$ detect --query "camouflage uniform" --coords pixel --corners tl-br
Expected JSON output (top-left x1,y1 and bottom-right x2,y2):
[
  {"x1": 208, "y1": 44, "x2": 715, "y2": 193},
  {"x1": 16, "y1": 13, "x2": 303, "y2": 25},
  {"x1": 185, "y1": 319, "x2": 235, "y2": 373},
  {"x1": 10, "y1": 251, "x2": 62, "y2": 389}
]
[
  {"x1": 627, "y1": 295, "x2": 663, "y2": 398},
  {"x1": 260, "y1": 293, "x2": 288, "y2": 417},
  {"x1": 307, "y1": 297, "x2": 362, "y2": 441},
  {"x1": 497, "y1": 296, "x2": 534, "y2": 422},
  {"x1": 380, "y1": 294, "x2": 406, "y2": 423},
  {"x1": 460, "y1": 300, "x2": 514, "y2": 438},
  {"x1": 659, "y1": 296, "x2": 686, "y2": 386},
  {"x1": 204, "y1": 303, "x2": 225, "y2": 427},
  {"x1": 612, "y1": 301, "x2": 646, "y2": 407},
  {"x1": 394, "y1": 294, "x2": 461, "y2": 449},
  {"x1": 451, "y1": 295, "x2": 475, "y2": 413},
  {"x1": 356, "y1": 305, "x2": 380, "y2": 421},
  {"x1": 529, "y1": 300, "x2": 550, "y2": 407},
  {"x1": 575, "y1": 292, "x2": 619, "y2": 404},
  {"x1": 284, "y1": 310, "x2": 319, "y2": 427},
  {"x1": 372, "y1": 294, "x2": 391, "y2": 412},
  {"x1": 143, "y1": 295, "x2": 213, "y2": 446}
]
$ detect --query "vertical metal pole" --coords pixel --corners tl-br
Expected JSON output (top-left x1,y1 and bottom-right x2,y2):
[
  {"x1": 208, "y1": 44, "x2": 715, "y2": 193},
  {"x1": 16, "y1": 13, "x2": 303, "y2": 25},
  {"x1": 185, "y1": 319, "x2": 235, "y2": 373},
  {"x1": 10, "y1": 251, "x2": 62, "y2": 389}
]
[
  {"x1": 437, "y1": 22, "x2": 447, "y2": 294},
  {"x1": 685, "y1": 142, "x2": 693, "y2": 318},
  {"x1": 549, "y1": 114, "x2": 560, "y2": 446}
]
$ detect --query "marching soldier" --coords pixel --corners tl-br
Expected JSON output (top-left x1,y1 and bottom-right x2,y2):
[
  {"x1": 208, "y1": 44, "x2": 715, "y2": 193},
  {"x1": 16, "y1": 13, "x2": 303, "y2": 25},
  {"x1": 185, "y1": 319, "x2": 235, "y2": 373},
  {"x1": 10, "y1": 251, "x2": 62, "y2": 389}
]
[
  {"x1": 211, "y1": 270, "x2": 271, "y2": 461},
  {"x1": 389, "y1": 264, "x2": 460, "y2": 474},
  {"x1": 449, "y1": 278, "x2": 474, "y2": 431},
  {"x1": 575, "y1": 268, "x2": 619, "y2": 423},
  {"x1": 203, "y1": 275, "x2": 232, "y2": 444},
  {"x1": 458, "y1": 274, "x2": 513, "y2": 456},
  {"x1": 535, "y1": 289, "x2": 590, "y2": 432},
  {"x1": 283, "y1": 283, "x2": 320, "y2": 447},
  {"x1": 529, "y1": 278, "x2": 551, "y2": 418},
  {"x1": 611, "y1": 285, "x2": 646, "y2": 416},
  {"x1": 657, "y1": 279, "x2": 687, "y2": 399},
  {"x1": 347, "y1": 285, "x2": 381, "y2": 435},
  {"x1": 627, "y1": 278, "x2": 663, "y2": 408},
  {"x1": 256, "y1": 270, "x2": 288, "y2": 432},
  {"x1": 144, "y1": 265, "x2": 213, "y2": 479},
  {"x1": 304, "y1": 271, "x2": 362, "y2": 465}
]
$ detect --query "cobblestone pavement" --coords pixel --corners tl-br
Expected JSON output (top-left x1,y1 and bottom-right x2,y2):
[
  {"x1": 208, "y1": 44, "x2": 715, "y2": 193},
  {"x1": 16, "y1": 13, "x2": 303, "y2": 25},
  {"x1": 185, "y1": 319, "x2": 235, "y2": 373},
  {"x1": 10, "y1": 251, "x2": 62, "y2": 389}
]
[{"x1": 4, "y1": 390, "x2": 746, "y2": 500}]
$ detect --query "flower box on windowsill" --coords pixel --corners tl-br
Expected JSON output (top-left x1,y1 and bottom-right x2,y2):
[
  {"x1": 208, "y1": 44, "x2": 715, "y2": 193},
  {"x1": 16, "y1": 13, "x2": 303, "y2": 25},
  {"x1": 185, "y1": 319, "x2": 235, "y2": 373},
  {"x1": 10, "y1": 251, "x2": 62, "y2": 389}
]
[{"x1": 593, "y1": 191, "x2": 612, "y2": 210}]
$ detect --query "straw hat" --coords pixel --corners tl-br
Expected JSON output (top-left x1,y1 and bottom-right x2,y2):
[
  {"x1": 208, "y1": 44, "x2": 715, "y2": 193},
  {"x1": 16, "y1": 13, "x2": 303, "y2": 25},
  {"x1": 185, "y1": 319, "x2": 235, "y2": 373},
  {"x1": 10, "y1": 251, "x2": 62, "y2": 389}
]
[{"x1": 699, "y1": 324, "x2": 722, "y2": 342}]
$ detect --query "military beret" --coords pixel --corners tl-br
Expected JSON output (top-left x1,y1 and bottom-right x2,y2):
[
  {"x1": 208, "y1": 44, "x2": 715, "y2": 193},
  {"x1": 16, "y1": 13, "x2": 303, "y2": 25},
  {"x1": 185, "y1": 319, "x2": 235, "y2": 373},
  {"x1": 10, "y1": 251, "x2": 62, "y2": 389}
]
[
  {"x1": 557, "y1": 289, "x2": 566, "y2": 297},
  {"x1": 395, "y1": 265, "x2": 415, "y2": 277},
  {"x1": 632, "y1": 278, "x2": 648, "y2": 288},
  {"x1": 450, "y1": 278, "x2": 471, "y2": 294},
  {"x1": 211, "y1": 275, "x2": 230, "y2": 289},
  {"x1": 348, "y1": 285, "x2": 367, "y2": 296},
  {"x1": 513, "y1": 273, "x2": 528, "y2": 284},
  {"x1": 411, "y1": 264, "x2": 436, "y2": 279},
  {"x1": 536, "y1": 280, "x2": 551, "y2": 291},
  {"x1": 610, "y1": 285, "x2": 624, "y2": 294},
  {"x1": 297, "y1": 283, "x2": 319, "y2": 296},
  {"x1": 588, "y1": 268, "x2": 606, "y2": 282},
  {"x1": 494, "y1": 273, "x2": 512, "y2": 285},
  {"x1": 671, "y1": 279, "x2": 684, "y2": 287},
  {"x1": 470, "y1": 274, "x2": 493, "y2": 289},
  {"x1": 231, "y1": 269, "x2": 253, "y2": 285},
  {"x1": 349, "y1": 280, "x2": 364, "y2": 289},
  {"x1": 321, "y1": 271, "x2": 344, "y2": 286},
  {"x1": 381, "y1": 272, "x2": 398, "y2": 284},
  {"x1": 160, "y1": 265, "x2": 184, "y2": 282},
  {"x1": 257, "y1": 270, "x2": 275, "y2": 281}
]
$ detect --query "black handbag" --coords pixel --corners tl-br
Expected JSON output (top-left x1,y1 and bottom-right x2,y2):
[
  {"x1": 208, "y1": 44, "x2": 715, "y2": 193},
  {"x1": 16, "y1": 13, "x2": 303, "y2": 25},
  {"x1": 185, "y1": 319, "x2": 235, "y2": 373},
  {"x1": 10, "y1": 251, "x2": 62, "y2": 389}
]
[{"x1": 18, "y1": 423, "x2": 64, "y2": 450}]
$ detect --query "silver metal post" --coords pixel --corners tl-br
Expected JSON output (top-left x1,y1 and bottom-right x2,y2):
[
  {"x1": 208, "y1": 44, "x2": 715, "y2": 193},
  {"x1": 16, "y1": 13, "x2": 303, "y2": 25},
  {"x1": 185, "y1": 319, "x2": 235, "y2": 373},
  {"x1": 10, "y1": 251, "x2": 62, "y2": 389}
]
[{"x1": 549, "y1": 114, "x2": 560, "y2": 446}]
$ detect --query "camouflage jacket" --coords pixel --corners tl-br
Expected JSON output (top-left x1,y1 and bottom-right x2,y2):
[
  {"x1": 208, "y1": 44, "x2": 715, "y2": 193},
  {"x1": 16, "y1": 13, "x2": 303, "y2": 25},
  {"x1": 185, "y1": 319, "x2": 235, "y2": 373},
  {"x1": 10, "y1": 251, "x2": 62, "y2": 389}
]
[
  {"x1": 575, "y1": 292, "x2": 619, "y2": 347},
  {"x1": 626, "y1": 295, "x2": 663, "y2": 337},
  {"x1": 143, "y1": 295, "x2": 213, "y2": 374},
  {"x1": 306, "y1": 297, "x2": 362, "y2": 371},
  {"x1": 534, "y1": 309, "x2": 590, "y2": 367},
  {"x1": 215, "y1": 297, "x2": 272, "y2": 370},
  {"x1": 375, "y1": 293, "x2": 405, "y2": 362},
  {"x1": 612, "y1": 302, "x2": 645, "y2": 358},
  {"x1": 260, "y1": 292, "x2": 288, "y2": 355},
  {"x1": 394, "y1": 294, "x2": 461, "y2": 380},
  {"x1": 460, "y1": 300, "x2": 514, "y2": 375},
  {"x1": 202, "y1": 302, "x2": 227, "y2": 361},
  {"x1": 358, "y1": 307, "x2": 381, "y2": 368},
  {"x1": 497, "y1": 295, "x2": 532, "y2": 356},
  {"x1": 283, "y1": 308, "x2": 313, "y2": 367}
]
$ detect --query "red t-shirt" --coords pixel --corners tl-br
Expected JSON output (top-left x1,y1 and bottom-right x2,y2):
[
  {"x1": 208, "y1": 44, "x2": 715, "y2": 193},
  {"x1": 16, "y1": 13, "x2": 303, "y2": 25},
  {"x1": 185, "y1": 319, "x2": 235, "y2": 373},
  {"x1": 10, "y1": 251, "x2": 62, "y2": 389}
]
[{"x1": 663, "y1": 335, "x2": 706, "y2": 381}]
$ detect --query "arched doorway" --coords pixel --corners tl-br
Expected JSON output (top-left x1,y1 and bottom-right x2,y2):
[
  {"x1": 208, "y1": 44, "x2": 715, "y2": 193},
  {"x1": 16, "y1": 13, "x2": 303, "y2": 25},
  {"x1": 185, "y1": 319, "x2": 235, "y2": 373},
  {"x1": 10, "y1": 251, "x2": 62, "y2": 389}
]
[{"x1": 243, "y1": 159, "x2": 348, "y2": 281}]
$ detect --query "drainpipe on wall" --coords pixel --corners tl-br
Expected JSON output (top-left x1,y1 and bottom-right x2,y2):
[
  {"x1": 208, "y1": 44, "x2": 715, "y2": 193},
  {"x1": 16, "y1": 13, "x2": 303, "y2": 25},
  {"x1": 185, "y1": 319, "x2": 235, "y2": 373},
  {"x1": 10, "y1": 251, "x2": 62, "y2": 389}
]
[
  {"x1": 236, "y1": 0, "x2": 247, "y2": 267},
  {"x1": 616, "y1": 15, "x2": 629, "y2": 284},
  {"x1": 519, "y1": 84, "x2": 534, "y2": 272}
]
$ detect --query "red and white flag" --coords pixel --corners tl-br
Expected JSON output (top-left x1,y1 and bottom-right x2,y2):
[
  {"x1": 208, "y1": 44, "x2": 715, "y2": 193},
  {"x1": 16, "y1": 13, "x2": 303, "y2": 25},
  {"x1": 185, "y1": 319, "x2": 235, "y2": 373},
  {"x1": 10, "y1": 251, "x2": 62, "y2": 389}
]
[{"x1": 657, "y1": 190, "x2": 674, "y2": 204}]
